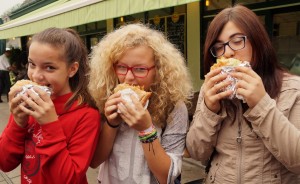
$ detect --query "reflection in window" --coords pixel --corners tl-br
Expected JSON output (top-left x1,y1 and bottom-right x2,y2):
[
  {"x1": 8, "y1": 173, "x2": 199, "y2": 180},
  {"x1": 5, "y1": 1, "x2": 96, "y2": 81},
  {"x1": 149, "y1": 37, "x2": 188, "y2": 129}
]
[{"x1": 272, "y1": 11, "x2": 300, "y2": 75}]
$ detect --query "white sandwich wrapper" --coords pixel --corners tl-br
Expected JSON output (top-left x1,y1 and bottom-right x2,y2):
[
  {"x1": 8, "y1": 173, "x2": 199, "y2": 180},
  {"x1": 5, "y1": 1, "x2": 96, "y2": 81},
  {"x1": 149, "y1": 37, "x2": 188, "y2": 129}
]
[
  {"x1": 219, "y1": 61, "x2": 251, "y2": 102},
  {"x1": 117, "y1": 88, "x2": 149, "y2": 113},
  {"x1": 17, "y1": 84, "x2": 52, "y2": 96}
]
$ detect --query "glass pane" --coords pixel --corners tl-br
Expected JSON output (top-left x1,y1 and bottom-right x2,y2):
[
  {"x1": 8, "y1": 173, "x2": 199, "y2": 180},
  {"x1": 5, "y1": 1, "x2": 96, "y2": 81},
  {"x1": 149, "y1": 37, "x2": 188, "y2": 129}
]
[
  {"x1": 272, "y1": 11, "x2": 300, "y2": 75},
  {"x1": 87, "y1": 22, "x2": 96, "y2": 31},
  {"x1": 89, "y1": 31, "x2": 107, "y2": 50},
  {"x1": 96, "y1": 21, "x2": 106, "y2": 30},
  {"x1": 115, "y1": 13, "x2": 145, "y2": 28},
  {"x1": 148, "y1": 7, "x2": 172, "y2": 18},
  {"x1": 204, "y1": 0, "x2": 231, "y2": 11},
  {"x1": 90, "y1": 37, "x2": 99, "y2": 50},
  {"x1": 77, "y1": 25, "x2": 86, "y2": 32},
  {"x1": 236, "y1": 0, "x2": 268, "y2": 4}
]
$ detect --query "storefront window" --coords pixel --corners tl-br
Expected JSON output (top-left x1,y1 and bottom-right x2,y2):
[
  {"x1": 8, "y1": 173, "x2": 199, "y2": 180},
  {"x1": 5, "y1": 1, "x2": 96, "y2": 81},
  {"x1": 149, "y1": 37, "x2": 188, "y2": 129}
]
[
  {"x1": 77, "y1": 25, "x2": 86, "y2": 32},
  {"x1": 236, "y1": 0, "x2": 271, "y2": 4},
  {"x1": 89, "y1": 36, "x2": 99, "y2": 50},
  {"x1": 87, "y1": 22, "x2": 96, "y2": 31},
  {"x1": 115, "y1": 13, "x2": 145, "y2": 28},
  {"x1": 272, "y1": 11, "x2": 300, "y2": 75},
  {"x1": 204, "y1": 0, "x2": 231, "y2": 11},
  {"x1": 148, "y1": 5, "x2": 187, "y2": 57}
]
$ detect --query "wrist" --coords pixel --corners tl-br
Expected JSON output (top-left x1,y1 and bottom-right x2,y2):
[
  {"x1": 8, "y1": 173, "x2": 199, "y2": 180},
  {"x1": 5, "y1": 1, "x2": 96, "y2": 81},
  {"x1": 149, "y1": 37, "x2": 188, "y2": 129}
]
[
  {"x1": 106, "y1": 120, "x2": 120, "y2": 128},
  {"x1": 138, "y1": 124, "x2": 157, "y2": 143},
  {"x1": 139, "y1": 124, "x2": 155, "y2": 136},
  {"x1": 14, "y1": 119, "x2": 28, "y2": 128}
]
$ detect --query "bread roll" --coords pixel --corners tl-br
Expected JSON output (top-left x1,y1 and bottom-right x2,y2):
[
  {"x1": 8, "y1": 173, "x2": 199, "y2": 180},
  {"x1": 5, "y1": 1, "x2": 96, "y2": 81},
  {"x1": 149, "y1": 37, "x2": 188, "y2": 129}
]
[{"x1": 14, "y1": 79, "x2": 38, "y2": 87}]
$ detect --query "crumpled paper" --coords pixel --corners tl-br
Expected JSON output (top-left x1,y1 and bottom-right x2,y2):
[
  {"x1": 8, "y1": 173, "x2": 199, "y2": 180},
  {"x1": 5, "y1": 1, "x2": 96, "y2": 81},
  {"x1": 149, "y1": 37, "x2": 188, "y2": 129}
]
[
  {"x1": 17, "y1": 84, "x2": 52, "y2": 96},
  {"x1": 219, "y1": 61, "x2": 251, "y2": 102}
]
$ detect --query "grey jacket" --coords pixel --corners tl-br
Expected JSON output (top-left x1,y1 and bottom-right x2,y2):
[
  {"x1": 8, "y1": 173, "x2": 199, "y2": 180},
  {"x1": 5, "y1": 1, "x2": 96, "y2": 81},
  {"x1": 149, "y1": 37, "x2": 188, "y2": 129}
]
[{"x1": 187, "y1": 74, "x2": 300, "y2": 184}]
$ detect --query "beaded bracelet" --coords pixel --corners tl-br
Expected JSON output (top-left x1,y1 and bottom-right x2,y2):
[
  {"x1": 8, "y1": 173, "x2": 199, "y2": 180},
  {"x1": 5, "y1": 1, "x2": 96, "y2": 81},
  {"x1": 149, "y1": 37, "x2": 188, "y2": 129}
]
[
  {"x1": 138, "y1": 124, "x2": 156, "y2": 137},
  {"x1": 139, "y1": 131, "x2": 157, "y2": 140},
  {"x1": 140, "y1": 135, "x2": 158, "y2": 143},
  {"x1": 139, "y1": 130, "x2": 157, "y2": 142},
  {"x1": 139, "y1": 128, "x2": 158, "y2": 155}
]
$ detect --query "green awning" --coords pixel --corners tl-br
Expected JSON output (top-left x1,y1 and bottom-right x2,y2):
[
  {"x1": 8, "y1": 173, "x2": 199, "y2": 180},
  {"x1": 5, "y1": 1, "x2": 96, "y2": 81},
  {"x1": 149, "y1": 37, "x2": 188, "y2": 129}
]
[{"x1": 0, "y1": 0, "x2": 199, "y2": 39}]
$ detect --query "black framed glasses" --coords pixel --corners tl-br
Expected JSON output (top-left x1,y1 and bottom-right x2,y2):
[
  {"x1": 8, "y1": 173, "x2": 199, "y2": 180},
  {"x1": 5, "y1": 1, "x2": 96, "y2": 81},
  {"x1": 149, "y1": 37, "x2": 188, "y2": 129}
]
[
  {"x1": 114, "y1": 64, "x2": 155, "y2": 78},
  {"x1": 210, "y1": 36, "x2": 247, "y2": 57}
]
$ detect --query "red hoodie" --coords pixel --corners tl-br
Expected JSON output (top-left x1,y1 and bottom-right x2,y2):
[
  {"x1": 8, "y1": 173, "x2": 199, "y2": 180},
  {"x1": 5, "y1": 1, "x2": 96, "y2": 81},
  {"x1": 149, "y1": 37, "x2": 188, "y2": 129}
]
[{"x1": 0, "y1": 93, "x2": 100, "y2": 184}]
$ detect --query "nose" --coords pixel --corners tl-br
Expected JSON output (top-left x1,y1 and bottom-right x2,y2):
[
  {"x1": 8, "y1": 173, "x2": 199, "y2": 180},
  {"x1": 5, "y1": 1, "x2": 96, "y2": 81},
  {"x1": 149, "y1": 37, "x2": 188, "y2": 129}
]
[
  {"x1": 123, "y1": 69, "x2": 135, "y2": 83},
  {"x1": 30, "y1": 68, "x2": 44, "y2": 82},
  {"x1": 223, "y1": 45, "x2": 235, "y2": 58}
]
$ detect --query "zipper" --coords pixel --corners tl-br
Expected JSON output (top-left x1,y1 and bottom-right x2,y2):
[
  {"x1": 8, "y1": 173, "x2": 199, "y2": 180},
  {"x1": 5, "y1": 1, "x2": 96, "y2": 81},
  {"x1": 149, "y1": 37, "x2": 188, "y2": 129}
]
[{"x1": 236, "y1": 114, "x2": 242, "y2": 184}]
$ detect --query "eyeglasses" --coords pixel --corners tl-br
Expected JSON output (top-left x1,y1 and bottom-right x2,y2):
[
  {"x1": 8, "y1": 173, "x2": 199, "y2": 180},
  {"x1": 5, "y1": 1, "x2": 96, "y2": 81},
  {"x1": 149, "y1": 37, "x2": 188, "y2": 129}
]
[
  {"x1": 114, "y1": 64, "x2": 155, "y2": 78},
  {"x1": 210, "y1": 36, "x2": 247, "y2": 57}
]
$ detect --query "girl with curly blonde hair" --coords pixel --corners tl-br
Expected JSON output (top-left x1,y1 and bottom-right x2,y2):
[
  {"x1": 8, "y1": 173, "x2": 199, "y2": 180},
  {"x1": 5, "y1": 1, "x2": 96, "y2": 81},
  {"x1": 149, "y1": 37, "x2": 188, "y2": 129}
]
[{"x1": 89, "y1": 23, "x2": 193, "y2": 184}]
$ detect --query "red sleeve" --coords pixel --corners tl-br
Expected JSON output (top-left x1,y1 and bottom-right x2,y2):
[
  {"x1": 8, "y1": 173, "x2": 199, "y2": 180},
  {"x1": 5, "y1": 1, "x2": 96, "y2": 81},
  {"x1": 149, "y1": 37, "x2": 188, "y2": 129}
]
[
  {"x1": 35, "y1": 109, "x2": 100, "y2": 183},
  {"x1": 0, "y1": 115, "x2": 27, "y2": 172}
]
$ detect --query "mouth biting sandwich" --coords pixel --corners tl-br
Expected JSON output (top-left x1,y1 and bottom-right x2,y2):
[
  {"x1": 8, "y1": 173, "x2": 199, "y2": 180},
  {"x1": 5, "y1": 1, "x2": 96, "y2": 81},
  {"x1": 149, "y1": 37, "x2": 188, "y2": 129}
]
[
  {"x1": 210, "y1": 57, "x2": 243, "y2": 71},
  {"x1": 114, "y1": 83, "x2": 151, "y2": 106}
]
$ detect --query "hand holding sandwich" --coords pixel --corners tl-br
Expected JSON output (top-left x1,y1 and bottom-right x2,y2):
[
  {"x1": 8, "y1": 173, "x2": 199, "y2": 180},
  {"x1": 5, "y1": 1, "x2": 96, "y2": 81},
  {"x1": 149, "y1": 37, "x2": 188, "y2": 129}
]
[
  {"x1": 203, "y1": 68, "x2": 234, "y2": 113},
  {"x1": 117, "y1": 93, "x2": 152, "y2": 131},
  {"x1": 105, "y1": 83, "x2": 152, "y2": 131},
  {"x1": 231, "y1": 66, "x2": 266, "y2": 108},
  {"x1": 203, "y1": 56, "x2": 265, "y2": 112},
  {"x1": 104, "y1": 92, "x2": 124, "y2": 127},
  {"x1": 8, "y1": 84, "x2": 29, "y2": 127},
  {"x1": 9, "y1": 80, "x2": 57, "y2": 126}
]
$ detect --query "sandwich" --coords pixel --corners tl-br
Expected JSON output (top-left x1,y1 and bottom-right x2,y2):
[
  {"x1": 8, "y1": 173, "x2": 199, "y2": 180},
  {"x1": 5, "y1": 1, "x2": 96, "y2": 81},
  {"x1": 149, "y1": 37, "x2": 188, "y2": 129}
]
[
  {"x1": 210, "y1": 57, "x2": 243, "y2": 71},
  {"x1": 114, "y1": 83, "x2": 151, "y2": 106},
  {"x1": 14, "y1": 79, "x2": 38, "y2": 87},
  {"x1": 13, "y1": 79, "x2": 52, "y2": 96},
  {"x1": 210, "y1": 57, "x2": 250, "y2": 101}
]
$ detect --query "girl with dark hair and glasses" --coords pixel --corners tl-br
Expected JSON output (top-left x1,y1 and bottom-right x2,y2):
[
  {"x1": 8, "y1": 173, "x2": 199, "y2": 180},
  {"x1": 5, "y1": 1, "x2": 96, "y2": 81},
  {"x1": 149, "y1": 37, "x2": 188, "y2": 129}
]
[
  {"x1": 88, "y1": 24, "x2": 193, "y2": 184},
  {"x1": 186, "y1": 4, "x2": 300, "y2": 184}
]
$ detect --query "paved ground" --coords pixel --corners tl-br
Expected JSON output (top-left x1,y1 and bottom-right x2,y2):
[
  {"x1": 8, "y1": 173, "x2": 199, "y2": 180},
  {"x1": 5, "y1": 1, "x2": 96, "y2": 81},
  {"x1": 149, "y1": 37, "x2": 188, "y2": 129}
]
[{"x1": 0, "y1": 95, "x2": 205, "y2": 184}]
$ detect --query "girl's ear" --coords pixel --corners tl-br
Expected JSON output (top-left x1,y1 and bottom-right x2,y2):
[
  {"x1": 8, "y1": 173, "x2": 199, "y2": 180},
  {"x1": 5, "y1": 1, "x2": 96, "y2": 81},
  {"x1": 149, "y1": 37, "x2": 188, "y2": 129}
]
[{"x1": 68, "y1": 62, "x2": 79, "y2": 78}]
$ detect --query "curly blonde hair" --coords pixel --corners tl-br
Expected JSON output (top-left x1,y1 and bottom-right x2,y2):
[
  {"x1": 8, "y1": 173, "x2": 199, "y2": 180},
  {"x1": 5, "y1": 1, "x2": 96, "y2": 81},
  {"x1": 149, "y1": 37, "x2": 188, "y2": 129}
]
[{"x1": 88, "y1": 24, "x2": 193, "y2": 128}]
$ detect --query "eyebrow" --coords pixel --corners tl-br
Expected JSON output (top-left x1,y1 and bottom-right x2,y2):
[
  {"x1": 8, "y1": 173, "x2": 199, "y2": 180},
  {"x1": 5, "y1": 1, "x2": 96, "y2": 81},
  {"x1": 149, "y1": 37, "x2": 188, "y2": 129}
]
[
  {"x1": 215, "y1": 33, "x2": 245, "y2": 43},
  {"x1": 28, "y1": 58, "x2": 54, "y2": 65}
]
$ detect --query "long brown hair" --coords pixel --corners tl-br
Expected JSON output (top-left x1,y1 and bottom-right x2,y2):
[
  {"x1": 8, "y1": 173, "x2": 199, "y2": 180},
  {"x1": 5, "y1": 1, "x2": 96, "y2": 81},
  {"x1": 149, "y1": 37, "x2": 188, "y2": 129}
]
[
  {"x1": 28, "y1": 27, "x2": 95, "y2": 110},
  {"x1": 204, "y1": 4, "x2": 284, "y2": 99}
]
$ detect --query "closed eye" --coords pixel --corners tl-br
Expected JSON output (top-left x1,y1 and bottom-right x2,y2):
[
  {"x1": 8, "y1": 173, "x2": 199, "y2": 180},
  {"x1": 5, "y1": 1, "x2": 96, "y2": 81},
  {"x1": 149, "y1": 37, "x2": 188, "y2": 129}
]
[
  {"x1": 116, "y1": 65, "x2": 127, "y2": 69},
  {"x1": 133, "y1": 67, "x2": 147, "y2": 72}
]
